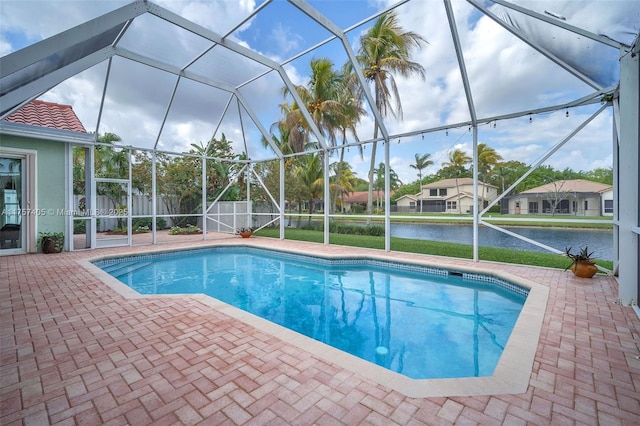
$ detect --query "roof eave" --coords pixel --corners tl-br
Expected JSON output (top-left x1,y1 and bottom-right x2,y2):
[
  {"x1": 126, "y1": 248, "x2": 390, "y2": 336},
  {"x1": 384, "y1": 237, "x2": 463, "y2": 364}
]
[{"x1": 0, "y1": 122, "x2": 94, "y2": 144}]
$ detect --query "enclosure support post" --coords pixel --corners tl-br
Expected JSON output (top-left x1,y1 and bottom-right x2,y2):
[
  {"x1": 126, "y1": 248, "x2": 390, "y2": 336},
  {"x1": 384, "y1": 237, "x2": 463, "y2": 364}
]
[
  {"x1": 617, "y1": 40, "x2": 640, "y2": 307},
  {"x1": 84, "y1": 147, "x2": 94, "y2": 249},
  {"x1": 384, "y1": 136, "x2": 391, "y2": 252},
  {"x1": 247, "y1": 163, "x2": 252, "y2": 231},
  {"x1": 202, "y1": 157, "x2": 207, "y2": 240},
  {"x1": 324, "y1": 151, "x2": 330, "y2": 245},
  {"x1": 89, "y1": 146, "x2": 96, "y2": 249},
  {"x1": 280, "y1": 158, "x2": 285, "y2": 240},
  {"x1": 151, "y1": 151, "x2": 157, "y2": 245},
  {"x1": 127, "y1": 149, "x2": 132, "y2": 246},
  {"x1": 472, "y1": 126, "x2": 479, "y2": 262},
  {"x1": 65, "y1": 143, "x2": 72, "y2": 251}
]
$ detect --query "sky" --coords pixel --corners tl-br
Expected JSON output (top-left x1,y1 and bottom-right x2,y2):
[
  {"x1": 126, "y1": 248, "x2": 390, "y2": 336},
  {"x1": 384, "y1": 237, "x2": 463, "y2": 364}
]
[{"x1": 1, "y1": 0, "x2": 639, "y2": 185}]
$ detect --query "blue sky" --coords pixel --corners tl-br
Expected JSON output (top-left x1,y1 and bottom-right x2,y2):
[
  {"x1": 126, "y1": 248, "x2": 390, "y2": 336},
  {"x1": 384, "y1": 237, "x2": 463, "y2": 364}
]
[{"x1": 2, "y1": 0, "x2": 638, "y2": 184}]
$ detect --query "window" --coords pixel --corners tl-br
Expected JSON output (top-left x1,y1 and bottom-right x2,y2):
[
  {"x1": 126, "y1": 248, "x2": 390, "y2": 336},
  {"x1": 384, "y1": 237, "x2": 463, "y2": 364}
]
[
  {"x1": 584, "y1": 200, "x2": 589, "y2": 213},
  {"x1": 447, "y1": 201, "x2": 457, "y2": 210},
  {"x1": 604, "y1": 199, "x2": 613, "y2": 214},
  {"x1": 429, "y1": 189, "x2": 437, "y2": 196},
  {"x1": 439, "y1": 188, "x2": 447, "y2": 196},
  {"x1": 409, "y1": 201, "x2": 416, "y2": 208},
  {"x1": 529, "y1": 202, "x2": 538, "y2": 213}
]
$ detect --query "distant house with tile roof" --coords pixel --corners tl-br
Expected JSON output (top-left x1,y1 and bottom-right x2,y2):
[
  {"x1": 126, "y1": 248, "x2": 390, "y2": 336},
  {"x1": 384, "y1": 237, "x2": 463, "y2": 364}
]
[
  {"x1": 396, "y1": 178, "x2": 497, "y2": 214},
  {"x1": 341, "y1": 191, "x2": 395, "y2": 212},
  {"x1": 1, "y1": 100, "x2": 88, "y2": 254},
  {"x1": 504, "y1": 179, "x2": 613, "y2": 216}
]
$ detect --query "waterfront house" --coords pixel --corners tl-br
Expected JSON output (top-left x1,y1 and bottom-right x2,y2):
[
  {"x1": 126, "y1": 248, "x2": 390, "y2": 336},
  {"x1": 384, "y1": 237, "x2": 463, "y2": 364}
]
[
  {"x1": 504, "y1": 179, "x2": 613, "y2": 216},
  {"x1": 396, "y1": 178, "x2": 498, "y2": 214}
]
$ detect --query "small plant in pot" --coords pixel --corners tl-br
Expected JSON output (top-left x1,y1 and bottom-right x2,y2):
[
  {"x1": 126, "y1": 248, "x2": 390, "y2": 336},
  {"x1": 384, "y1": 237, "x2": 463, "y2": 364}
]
[
  {"x1": 236, "y1": 227, "x2": 254, "y2": 238},
  {"x1": 564, "y1": 246, "x2": 597, "y2": 278},
  {"x1": 39, "y1": 231, "x2": 64, "y2": 254}
]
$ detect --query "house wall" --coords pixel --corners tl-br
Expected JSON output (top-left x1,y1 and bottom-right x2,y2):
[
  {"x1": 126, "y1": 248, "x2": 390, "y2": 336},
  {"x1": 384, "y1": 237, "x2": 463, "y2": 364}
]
[
  {"x1": 1, "y1": 135, "x2": 66, "y2": 250},
  {"x1": 414, "y1": 182, "x2": 497, "y2": 214},
  {"x1": 395, "y1": 197, "x2": 415, "y2": 208},
  {"x1": 507, "y1": 194, "x2": 605, "y2": 216},
  {"x1": 601, "y1": 189, "x2": 614, "y2": 216}
]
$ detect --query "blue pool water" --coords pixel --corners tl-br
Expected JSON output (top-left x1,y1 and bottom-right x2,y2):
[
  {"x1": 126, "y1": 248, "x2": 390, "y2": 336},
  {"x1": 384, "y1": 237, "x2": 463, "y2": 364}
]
[{"x1": 94, "y1": 247, "x2": 527, "y2": 380}]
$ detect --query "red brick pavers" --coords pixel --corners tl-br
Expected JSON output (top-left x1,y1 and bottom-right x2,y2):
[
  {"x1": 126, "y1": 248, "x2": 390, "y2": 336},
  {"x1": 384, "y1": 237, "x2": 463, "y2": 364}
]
[{"x1": 2, "y1": 237, "x2": 640, "y2": 425}]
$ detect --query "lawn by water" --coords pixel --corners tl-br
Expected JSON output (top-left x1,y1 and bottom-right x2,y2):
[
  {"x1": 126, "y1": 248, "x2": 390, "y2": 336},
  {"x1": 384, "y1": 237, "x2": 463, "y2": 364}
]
[{"x1": 254, "y1": 227, "x2": 614, "y2": 272}]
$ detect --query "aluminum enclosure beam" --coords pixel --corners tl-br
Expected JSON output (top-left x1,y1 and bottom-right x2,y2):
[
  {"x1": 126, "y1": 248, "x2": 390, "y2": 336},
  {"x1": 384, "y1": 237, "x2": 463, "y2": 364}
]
[
  {"x1": 1, "y1": 47, "x2": 116, "y2": 119},
  {"x1": 0, "y1": 1, "x2": 144, "y2": 77},
  {"x1": 616, "y1": 41, "x2": 640, "y2": 306},
  {"x1": 487, "y1": 0, "x2": 627, "y2": 49},
  {"x1": 467, "y1": 0, "x2": 602, "y2": 90},
  {"x1": 444, "y1": 0, "x2": 480, "y2": 261}
]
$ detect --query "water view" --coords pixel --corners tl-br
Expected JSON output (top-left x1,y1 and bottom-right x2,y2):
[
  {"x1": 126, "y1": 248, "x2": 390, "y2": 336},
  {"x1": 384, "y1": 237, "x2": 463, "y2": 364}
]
[{"x1": 389, "y1": 223, "x2": 613, "y2": 260}]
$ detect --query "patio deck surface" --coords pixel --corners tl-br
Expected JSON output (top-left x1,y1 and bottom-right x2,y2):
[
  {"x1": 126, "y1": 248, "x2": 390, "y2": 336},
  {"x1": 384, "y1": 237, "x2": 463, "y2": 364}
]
[{"x1": 2, "y1": 234, "x2": 639, "y2": 425}]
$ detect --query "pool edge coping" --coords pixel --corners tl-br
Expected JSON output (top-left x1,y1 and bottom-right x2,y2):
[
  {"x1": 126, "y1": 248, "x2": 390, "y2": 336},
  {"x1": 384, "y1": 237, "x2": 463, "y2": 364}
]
[{"x1": 79, "y1": 240, "x2": 549, "y2": 398}]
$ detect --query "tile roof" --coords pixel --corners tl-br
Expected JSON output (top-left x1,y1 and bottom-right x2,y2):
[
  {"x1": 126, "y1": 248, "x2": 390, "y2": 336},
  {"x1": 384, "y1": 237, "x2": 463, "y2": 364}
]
[
  {"x1": 343, "y1": 191, "x2": 395, "y2": 203},
  {"x1": 3, "y1": 100, "x2": 87, "y2": 133},
  {"x1": 521, "y1": 179, "x2": 613, "y2": 194},
  {"x1": 421, "y1": 178, "x2": 496, "y2": 188}
]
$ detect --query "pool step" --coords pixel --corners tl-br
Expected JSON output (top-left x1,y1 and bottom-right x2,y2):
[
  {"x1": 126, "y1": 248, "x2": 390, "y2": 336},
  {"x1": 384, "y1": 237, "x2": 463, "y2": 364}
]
[{"x1": 101, "y1": 261, "x2": 153, "y2": 278}]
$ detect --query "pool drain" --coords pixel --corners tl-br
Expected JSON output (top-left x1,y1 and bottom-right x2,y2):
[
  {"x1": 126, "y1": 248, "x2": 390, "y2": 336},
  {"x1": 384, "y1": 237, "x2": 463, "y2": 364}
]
[{"x1": 375, "y1": 346, "x2": 389, "y2": 355}]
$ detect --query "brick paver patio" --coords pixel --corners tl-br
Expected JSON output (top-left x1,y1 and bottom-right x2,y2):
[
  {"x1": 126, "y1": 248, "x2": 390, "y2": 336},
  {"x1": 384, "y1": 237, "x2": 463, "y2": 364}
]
[{"x1": 2, "y1": 235, "x2": 639, "y2": 425}]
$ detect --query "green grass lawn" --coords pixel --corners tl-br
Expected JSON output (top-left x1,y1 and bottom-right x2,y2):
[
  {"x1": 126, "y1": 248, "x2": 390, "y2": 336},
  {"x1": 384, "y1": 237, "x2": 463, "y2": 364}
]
[
  {"x1": 254, "y1": 227, "x2": 614, "y2": 271},
  {"x1": 307, "y1": 212, "x2": 614, "y2": 229}
]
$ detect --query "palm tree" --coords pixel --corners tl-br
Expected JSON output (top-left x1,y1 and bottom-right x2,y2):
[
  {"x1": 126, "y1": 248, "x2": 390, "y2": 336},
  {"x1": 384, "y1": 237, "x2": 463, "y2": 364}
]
[
  {"x1": 296, "y1": 154, "x2": 324, "y2": 225},
  {"x1": 477, "y1": 143, "x2": 502, "y2": 208},
  {"x1": 442, "y1": 149, "x2": 471, "y2": 214},
  {"x1": 410, "y1": 153, "x2": 433, "y2": 213},
  {"x1": 329, "y1": 161, "x2": 357, "y2": 213},
  {"x1": 373, "y1": 162, "x2": 401, "y2": 210},
  {"x1": 280, "y1": 57, "x2": 347, "y2": 152},
  {"x1": 332, "y1": 65, "x2": 365, "y2": 213},
  {"x1": 353, "y1": 11, "x2": 427, "y2": 221}
]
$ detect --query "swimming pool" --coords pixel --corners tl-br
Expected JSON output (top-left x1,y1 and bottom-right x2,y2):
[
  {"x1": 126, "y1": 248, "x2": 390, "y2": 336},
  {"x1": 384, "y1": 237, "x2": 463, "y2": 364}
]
[{"x1": 94, "y1": 246, "x2": 528, "y2": 381}]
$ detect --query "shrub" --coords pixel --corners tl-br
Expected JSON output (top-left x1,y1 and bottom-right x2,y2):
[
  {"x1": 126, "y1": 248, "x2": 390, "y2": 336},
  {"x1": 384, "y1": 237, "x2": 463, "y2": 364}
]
[
  {"x1": 328, "y1": 222, "x2": 385, "y2": 237},
  {"x1": 351, "y1": 204, "x2": 364, "y2": 214},
  {"x1": 132, "y1": 217, "x2": 167, "y2": 230},
  {"x1": 169, "y1": 224, "x2": 201, "y2": 235},
  {"x1": 367, "y1": 225, "x2": 385, "y2": 236}
]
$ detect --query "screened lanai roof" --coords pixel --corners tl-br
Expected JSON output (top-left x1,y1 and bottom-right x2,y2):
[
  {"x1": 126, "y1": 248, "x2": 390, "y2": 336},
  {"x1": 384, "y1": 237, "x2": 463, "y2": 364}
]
[{"x1": 1, "y1": 0, "x2": 639, "y2": 174}]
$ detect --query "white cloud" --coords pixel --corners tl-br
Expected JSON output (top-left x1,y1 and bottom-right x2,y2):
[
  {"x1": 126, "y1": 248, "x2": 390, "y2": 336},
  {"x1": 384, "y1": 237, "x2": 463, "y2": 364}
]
[
  {"x1": 0, "y1": 34, "x2": 12, "y2": 56},
  {"x1": 269, "y1": 23, "x2": 303, "y2": 57},
  {"x1": 2, "y1": 0, "x2": 632, "y2": 175}
]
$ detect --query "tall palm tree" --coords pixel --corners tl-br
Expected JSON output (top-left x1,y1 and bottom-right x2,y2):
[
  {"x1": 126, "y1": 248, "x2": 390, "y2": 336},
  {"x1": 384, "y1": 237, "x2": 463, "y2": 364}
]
[
  {"x1": 477, "y1": 143, "x2": 502, "y2": 208},
  {"x1": 410, "y1": 153, "x2": 433, "y2": 213},
  {"x1": 442, "y1": 149, "x2": 471, "y2": 214},
  {"x1": 280, "y1": 57, "x2": 347, "y2": 152},
  {"x1": 353, "y1": 11, "x2": 427, "y2": 221},
  {"x1": 332, "y1": 65, "x2": 365, "y2": 213}
]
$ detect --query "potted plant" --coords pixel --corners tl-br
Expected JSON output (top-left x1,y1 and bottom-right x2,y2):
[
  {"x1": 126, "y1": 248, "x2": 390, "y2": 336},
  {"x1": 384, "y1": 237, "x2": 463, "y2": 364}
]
[
  {"x1": 39, "y1": 231, "x2": 64, "y2": 254},
  {"x1": 564, "y1": 246, "x2": 597, "y2": 278},
  {"x1": 236, "y1": 227, "x2": 254, "y2": 238}
]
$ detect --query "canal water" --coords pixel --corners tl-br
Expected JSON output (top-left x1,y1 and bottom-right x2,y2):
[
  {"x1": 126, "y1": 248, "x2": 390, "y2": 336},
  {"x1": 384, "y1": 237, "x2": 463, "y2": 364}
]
[{"x1": 389, "y1": 223, "x2": 613, "y2": 260}]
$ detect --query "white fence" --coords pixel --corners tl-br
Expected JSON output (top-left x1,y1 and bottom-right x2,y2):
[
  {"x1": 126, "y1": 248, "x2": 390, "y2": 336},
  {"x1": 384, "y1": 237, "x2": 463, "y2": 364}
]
[{"x1": 72, "y1": 195, "x2": 273, "y2": 233}]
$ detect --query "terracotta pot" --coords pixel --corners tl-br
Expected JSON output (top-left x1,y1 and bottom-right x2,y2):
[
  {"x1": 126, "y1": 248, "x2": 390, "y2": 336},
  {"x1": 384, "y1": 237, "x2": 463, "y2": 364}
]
[
  {"x1": 570, "y1": 261, "x2": 597, "y2": 278},
  {"x1": 239, "y1": 232, "x2": 252, "y2": 238},
  {"x1": 42, "y1": 236, "x2": 63, "y2": 254}
]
